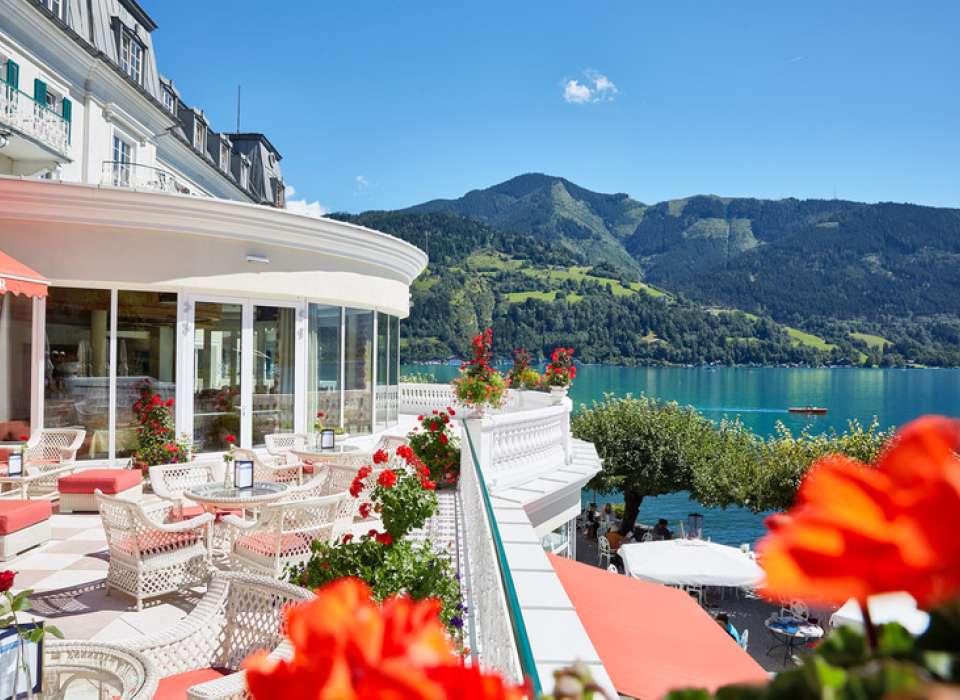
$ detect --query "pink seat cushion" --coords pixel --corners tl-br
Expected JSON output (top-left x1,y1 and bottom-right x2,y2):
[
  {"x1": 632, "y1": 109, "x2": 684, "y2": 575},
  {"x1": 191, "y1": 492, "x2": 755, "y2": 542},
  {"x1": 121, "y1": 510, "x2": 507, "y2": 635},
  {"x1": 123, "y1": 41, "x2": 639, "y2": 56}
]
[
  {"x1": 114, "y1": 530, "x2": 201, "y2": 556},
  {"x1": 154, "y1": 667, "x2": 229, "y2": 699},
  {"x1": 236, "y1": 532, "x2": 312, "y2": 557},
  {"x1": 58, "y1": 469, "x2": 142, "y2": 494},
  {"x1": 174, "y1": 505, "x2": 241, "y2": 522},
  {"x1": 0, "y1": 500, "x2": 51, "y2": 535}
]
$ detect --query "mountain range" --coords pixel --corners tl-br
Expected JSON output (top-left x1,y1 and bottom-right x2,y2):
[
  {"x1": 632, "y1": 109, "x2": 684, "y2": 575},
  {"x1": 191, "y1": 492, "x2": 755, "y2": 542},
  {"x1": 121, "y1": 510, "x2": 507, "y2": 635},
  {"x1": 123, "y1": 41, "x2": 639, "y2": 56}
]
[{"x1": 331, "y1": 174, "x2": 960, "y2": 367}]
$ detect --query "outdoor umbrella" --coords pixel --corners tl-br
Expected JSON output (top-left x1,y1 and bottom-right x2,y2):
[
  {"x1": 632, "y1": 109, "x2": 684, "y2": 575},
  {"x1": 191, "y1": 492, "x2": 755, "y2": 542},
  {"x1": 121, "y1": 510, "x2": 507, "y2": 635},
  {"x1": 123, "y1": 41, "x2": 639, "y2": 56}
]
[
  {"x1": 619, "y1": 539, "x2": 765, "y2": 588},
  {"x1": 830, "y1": 592, "x2": 930, "y2": 636}
]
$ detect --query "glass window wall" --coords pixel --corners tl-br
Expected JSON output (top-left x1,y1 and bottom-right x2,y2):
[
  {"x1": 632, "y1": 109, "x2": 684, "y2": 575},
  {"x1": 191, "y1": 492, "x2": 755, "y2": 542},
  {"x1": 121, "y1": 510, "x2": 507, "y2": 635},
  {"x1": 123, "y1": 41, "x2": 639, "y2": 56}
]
[
  {"x1": 375, "y1": 312, "x2": 389, "y2": 430},
  {"x1": 390, "y1": 315, "x2": 400, "y2": 424},
  {"x1": 44, "y1": 287, "x2": 111, "y2": 459},
  {"x1": 193, "y1": 302, "x2": 241, "y2": 452},
  {"x1": 343, "y1": 308, "x2": 373, "y2": 434},
  {"x1": 115, "y1": 291, "x2": 177, "y2": 458},
  {"x1": 0, "y1": 293, "x2": 33, "y2": 441},
  {"x1": 251, "y1": 306, "x2": 296, "y2": 447},
  {"x1": 307, "y1": 304, "x2": 341, "y2": 433}
]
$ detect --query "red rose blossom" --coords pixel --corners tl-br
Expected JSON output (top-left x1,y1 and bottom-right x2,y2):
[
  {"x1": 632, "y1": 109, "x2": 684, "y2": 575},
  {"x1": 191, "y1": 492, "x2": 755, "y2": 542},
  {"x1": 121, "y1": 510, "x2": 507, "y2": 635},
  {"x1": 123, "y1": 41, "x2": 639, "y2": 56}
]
[
  {"x1": 225, "y1": 434, "x2": 237, "y2": 444},
  {"x1": 0, "y1": 570, "x2": 15, "y2": 592}
]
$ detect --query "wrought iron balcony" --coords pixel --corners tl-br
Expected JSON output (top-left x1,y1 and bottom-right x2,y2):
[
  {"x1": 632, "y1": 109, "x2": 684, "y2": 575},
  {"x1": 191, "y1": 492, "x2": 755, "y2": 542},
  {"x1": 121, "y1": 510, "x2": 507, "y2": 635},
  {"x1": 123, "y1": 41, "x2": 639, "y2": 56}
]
[
  {"x1": 0, "y1": 82, "x2": 70, "y2": 157},
  {"x1": 100, "y1": 161, "x2": 208, "y2": 197}
]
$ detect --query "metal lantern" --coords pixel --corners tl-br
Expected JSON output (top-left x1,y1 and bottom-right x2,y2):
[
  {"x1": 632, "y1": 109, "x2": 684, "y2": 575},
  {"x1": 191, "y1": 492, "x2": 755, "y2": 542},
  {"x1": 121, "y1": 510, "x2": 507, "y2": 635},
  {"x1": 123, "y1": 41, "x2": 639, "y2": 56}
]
[{"x1": 320, "y1": 428, "x2": 336, "y2": 450}]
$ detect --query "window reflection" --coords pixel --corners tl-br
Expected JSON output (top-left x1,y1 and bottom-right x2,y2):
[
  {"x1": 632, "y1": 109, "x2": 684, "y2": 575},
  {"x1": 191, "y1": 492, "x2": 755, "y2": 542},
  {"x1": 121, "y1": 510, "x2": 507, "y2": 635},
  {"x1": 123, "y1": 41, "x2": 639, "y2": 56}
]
[
  {"x1": 344, "y1": 308, "x2": 372, "y2": 434},
  {"x1": 44, "y1": 287, "x2": 111, "y2": 459},
  {"x1": 116, "y1": 291, "x2": 177, "y2": 458},
  {"x1": 0, "y1": 293, "x2": 33, "y2": 441},
  {"x1": 307, "y1": 304, "x2": 341, "y2": 433},
  {"x1": 376, "y1": 312, "x2": 389, "y2": 430},
  {"x1": 193, "y1": 302, "x2": 241, "y2": 452},
  {"x1": 390, "y1": 315, "x2": 400, "y2": 424},
  {"x1": 252, "y1": 306, "x2": 296, "y2": 447}
]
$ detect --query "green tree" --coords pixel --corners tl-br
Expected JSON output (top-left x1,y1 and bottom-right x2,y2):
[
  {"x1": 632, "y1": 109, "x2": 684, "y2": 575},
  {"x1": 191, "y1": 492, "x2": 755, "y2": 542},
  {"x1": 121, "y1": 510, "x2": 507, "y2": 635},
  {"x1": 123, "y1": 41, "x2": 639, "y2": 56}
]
[{"x1": 571, "y1": 394, "x2": 716, "y2": 534}]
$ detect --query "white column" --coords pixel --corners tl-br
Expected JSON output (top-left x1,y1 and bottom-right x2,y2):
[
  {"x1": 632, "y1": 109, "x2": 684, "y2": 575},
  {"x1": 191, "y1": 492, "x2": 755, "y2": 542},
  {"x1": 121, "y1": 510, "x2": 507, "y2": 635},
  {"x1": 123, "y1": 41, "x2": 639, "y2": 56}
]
[
  {"x1": 175, "y1": 295, "x2": 194, "y2": 440},
  {"x1": 31, "y1": 296, "x2": 45, "y2": 430},
  {"x1": 240, "y1": 302, "x2": 253, "y2": 449},
  {"x1": 294, "y1": 302, "x2": 307, "y2": 433},
  {"x1": 107, "y1": 289, "x2": 117, "y2": 462}
]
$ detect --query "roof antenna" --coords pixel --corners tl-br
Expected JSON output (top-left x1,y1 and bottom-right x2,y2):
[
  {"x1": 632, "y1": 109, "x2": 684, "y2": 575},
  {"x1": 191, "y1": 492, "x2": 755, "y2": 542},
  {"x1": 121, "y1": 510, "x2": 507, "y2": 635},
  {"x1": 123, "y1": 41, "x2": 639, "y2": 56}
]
[{"x1": 235, "y1": 84, "x2": 241, "y2": 133}]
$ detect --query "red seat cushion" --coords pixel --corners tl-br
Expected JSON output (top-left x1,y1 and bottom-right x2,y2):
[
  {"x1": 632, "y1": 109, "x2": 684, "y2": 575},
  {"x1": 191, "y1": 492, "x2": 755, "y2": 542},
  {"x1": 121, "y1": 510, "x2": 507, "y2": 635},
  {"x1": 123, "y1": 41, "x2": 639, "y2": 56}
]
[
  {"x1": 302, "y1": 463, "x2": 315, "y2": 475},
  {"x1": 114, "y1": 530, "x2": 202, "y2": 557},
  {"x1": 174, "y1": 505, "x2": 241, "y2": 522},
  {"x1": 0, "y1": 500, "x2": 51, "y2": 535},
  {"x1": 154, "y1": 667, "x2": 229, "y2": 699},
  {"x1": 236, "y1": 532, "x2": 312, "y2": 557},
  {"x1": 58, "y1": 469, "x2": 143, "y2": 494}
]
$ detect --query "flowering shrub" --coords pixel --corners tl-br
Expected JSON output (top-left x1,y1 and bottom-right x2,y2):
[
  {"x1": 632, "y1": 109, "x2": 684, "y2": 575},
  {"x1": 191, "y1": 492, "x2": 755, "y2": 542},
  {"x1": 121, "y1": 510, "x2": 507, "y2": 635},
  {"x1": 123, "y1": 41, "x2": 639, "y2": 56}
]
[
  {"x1": 130, "y1": 380, "x2": 190, "y2": 471},
  {"x1": 667, "y1": 416, "x2": 960, "y2": 700},
  {"x1": 451, "y1": 328, "x2": 507, "y2": 410},
  {"x1": 293, "y1": 447, "x2": 462, "y2": 632},
  {"x1": 543, "y1": 347, "x2": 576, "y2": 388},
  {"x1": 409, "y1": 408, "x2": 461, "y2": 487},
  {"x1": 507, "y1": 347, "x2": 532, "y2": 386},
  {"x1": 244, "y1": 578, "x2": 522, "y2": 700}
]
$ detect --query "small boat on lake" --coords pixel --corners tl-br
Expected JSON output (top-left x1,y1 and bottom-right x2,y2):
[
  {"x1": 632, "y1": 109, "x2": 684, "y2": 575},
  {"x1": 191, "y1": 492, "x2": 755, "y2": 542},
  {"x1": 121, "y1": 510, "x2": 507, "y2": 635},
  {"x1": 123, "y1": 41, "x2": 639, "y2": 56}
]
[{"x1": 788, "y1": 406, "x2": 828, "y2": 414}]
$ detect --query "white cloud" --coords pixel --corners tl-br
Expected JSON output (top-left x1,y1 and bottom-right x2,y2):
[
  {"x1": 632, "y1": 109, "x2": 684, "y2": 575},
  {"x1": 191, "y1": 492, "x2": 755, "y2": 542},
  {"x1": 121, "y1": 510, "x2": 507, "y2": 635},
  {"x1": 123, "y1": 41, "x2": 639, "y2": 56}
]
[
  {"x1": 355, "y1": 175, "x2": 369, "y2": 187},
  {"x1": 284, "y1": 184, "x2": 329, "y2": 218},
  {"x1": 562, "y1": 70, "x2": 619, "y2": 104}
]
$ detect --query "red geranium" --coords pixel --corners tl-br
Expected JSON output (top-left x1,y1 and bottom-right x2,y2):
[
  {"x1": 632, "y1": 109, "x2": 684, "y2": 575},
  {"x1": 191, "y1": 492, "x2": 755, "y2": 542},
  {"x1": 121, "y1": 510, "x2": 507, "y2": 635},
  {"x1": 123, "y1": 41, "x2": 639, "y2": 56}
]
[
  {"x1": 359, "y1": 502, "x2": 372, "y2": 519},
  {"x1": 225, "y1": 434, "x2": 237, "y2": 444},
  {"x1": 349, "y1": 478, "x2": 364, "y2": 498},
  {"x1": 377, "y1": 469, "x2": 398, "y2": 489},
  {"x1": 375, "y1": 531, "x2": 394, "y2": 546},
  {"x1": 17, "y1": 434, "x2": 28, "y2": 442},
  {"x1": 341, "y1": 534, "x2": 353, "y2": 544},
  {"x1": 373, "y1": 449, "x2": 389, "y2": 465},
  {"x1": 151, "y1": 394, "x2": 162, "y2": 405},
  {"x1": 358, "y1": 465, "x2": 373, "y2": 478}
]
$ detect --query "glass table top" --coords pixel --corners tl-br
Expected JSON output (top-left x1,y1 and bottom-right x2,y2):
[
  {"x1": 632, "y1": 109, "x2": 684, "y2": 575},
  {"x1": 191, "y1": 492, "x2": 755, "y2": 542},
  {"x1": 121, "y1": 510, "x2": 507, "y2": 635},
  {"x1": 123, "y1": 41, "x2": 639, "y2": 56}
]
[{"x1": 188, "y1": 481, "x2": 287, "y2": 500}]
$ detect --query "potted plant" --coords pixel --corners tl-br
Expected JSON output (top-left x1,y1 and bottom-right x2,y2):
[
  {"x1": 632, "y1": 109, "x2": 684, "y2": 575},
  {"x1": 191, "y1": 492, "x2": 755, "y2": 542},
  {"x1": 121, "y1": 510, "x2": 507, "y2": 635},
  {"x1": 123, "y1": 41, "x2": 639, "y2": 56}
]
[
  {"x1": 130, "y1": 380, "x2": 190, "y2": 475},
  {"x1": 543, "y1": 346, "x2": 576, "y2": 404},
  {"x1": 408, "y1": 408, "x2": 460, "y2": 487},
  {"x1": 506, "y1": 348, "x2": 542, "y2": 406},
  {"x1": 451, "y1": 328, "x2": 506, "y2": 417},
  {"x1": 0, "y1": 570, "x2": 63, "y2": 698}
]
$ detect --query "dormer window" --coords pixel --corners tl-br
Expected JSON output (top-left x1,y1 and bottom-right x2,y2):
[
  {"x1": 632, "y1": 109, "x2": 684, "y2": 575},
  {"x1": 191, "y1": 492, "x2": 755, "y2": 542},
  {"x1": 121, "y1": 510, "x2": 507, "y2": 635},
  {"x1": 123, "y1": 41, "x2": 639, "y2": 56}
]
[
  {"x1": 240, "y1": 159, "x2": 250, "y2": 189},
  {"x1": 161, "y1": 87, "x2": 175, "y2": 114},
  {"x1": 119, "y1": 30, "x2": 144, "y2": 84},
  {"x1": 219, "y1": 140, "x2": 230, "y2": 171},
  {"x1": 193, "y1": 120, "x2": 206, "y2": 152},
  {"x1": 46, "y1": 0, "x2": 64, "y2": 20}
]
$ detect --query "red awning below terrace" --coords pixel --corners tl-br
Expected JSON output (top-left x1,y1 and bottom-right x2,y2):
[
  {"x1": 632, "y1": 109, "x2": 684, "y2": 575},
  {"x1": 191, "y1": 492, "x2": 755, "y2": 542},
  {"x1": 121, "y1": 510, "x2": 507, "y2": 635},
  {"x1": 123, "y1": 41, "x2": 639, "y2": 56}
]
[
  {"x1": 548, "y1": 553, "x2": 768, "y2": 699},
  {"x1": 0, "y1": 250, "x2": 48, "y2": 298}
]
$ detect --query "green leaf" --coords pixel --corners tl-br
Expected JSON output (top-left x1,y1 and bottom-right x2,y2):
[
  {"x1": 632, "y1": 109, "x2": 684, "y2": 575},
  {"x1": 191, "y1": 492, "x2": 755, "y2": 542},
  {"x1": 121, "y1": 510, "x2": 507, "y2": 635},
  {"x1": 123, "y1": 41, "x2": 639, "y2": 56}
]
[
  {"x1": 45, "y1": 625, "x2": 64, "y2": 639},
  {"x1": 918, "y1": 599, "x2": 960, "y2": 653},
  {"x1": 875, "y1": 622, "x2": 916, "y2": 658}
]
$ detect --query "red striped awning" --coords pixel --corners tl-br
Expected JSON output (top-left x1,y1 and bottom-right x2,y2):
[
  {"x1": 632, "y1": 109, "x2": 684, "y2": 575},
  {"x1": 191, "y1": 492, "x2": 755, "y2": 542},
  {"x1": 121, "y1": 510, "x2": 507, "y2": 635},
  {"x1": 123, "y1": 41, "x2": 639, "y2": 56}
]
[{"x1": 0, "y1": 251, "x2": 48, "y2": 298}]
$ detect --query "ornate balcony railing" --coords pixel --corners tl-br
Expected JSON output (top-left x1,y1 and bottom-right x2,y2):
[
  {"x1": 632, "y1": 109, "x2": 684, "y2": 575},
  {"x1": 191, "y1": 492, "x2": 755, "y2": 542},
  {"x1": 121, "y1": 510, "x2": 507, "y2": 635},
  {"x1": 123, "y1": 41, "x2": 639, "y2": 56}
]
[
  {"x1": 100, "y1": 161, "x2": 209, "y2": 197},
  {"x1": 398, "y1": 382, "x2": 459, "y2": 415},
  {"x1": 0, "y1": 82, "x2": 69, "y2": 156}
]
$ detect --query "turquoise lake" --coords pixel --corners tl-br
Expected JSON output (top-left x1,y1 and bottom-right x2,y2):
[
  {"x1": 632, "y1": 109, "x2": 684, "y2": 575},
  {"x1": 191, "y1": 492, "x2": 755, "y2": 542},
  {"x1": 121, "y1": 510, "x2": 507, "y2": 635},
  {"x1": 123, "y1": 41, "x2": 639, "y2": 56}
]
[{"x1": 403, "y1": 364, "x2": 960, "y2": 546}]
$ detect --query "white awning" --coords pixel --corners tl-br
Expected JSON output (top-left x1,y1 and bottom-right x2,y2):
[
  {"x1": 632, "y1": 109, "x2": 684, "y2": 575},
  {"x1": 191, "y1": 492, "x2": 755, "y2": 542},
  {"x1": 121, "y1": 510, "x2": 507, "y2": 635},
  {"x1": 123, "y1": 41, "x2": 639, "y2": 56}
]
[{"x1": 619, "y1": 539, "x2": 765, "y2": 588}]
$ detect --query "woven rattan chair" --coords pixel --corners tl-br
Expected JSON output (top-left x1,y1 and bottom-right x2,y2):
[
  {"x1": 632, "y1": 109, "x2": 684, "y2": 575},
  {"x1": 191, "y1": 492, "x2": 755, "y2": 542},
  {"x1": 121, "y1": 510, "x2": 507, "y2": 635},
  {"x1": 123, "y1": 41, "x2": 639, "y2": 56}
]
[
  {"x1": 97, "y1": 491, "x2": 214, "y2": 610},
  {"x1": 149, "y1": 461, "x2": 218, "y2": 516},
  {"x1": 0, "y1": 428, "x2": 86, "y2": 499},
  {"x1": 373, "y1": 434, "x2": 409, "y2": 452},
  {"x1": 231, "y1": 448, "x2": 302, "y2": 484},
  {"x1": 222, "y1": 492, "x2": 347, "y2": 578},
  {"x1": 263, "y1": 433, "x2": 310, "y2": 466},
  {"x1": 126, "y1": 571, "x2": 313, "y2": 700}
]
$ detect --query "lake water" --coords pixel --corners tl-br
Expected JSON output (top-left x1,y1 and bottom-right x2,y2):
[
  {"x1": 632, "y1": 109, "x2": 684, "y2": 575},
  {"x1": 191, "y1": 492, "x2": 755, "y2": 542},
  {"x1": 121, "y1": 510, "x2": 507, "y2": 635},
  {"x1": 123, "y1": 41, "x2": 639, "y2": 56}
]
[{"x1": 403, "y1": 364, "x2": 960, "y2": 545}]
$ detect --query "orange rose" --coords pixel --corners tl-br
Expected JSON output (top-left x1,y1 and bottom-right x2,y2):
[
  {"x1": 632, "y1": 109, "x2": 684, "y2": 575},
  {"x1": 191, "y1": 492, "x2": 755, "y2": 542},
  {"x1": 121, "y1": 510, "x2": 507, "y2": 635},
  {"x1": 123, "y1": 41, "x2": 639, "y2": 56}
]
[
  {"x1": 244, "y1": 578, "x2": 526, "y2": 700},
  {"x1": 757, "y1": 415, "x2": 960, "y2": 608}
]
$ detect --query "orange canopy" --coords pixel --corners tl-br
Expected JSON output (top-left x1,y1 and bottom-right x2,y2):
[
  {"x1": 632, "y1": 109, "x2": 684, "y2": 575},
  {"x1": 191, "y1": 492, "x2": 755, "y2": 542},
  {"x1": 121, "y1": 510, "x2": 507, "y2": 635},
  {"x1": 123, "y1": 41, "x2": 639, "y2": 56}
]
[
  {"x1": 0, "y1": 251, "x2": 47, "y2": 298},
  {"x1": 548, "y1": 554, "x2": 768, "y2": 699}
]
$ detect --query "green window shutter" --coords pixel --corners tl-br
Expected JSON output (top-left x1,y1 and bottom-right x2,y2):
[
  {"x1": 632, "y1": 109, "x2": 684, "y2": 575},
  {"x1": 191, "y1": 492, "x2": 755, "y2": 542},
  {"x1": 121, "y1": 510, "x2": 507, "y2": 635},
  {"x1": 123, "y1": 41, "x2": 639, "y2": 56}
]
[
  {"x1": 5, "y1": 60, "x2": 18, "y2": 90},
  {"x1": 34, "y1": 78, "x2": 47, "y2": 105},
  {"x1": 61, "y1": 96, "x2": 72, "y2": 143}
]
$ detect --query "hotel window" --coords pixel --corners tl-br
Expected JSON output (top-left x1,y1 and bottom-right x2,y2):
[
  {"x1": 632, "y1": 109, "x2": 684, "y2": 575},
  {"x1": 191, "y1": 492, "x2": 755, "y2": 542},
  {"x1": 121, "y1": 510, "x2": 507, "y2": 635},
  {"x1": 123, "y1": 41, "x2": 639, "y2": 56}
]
[
  {"x1": 239, "y1": 160, "x2": 250, "y2": 189},
  {"x1": 307, "y1": 305, "x2": 342, "y2": 432},
  {"x1": 44, "y1": 287, "x2": 112, "y2": 460},
  {"x1": 193, "y1": 121, "x2": 206, "y2": 152},
  {"x1": 119, "y1": 31, "x2": 144, "y2": 85},
  {"x1": 161, "y1": 87, "x2": 175, "y2": 114},
  {"x1": 47, "y1": 0, "x2": 64, "y2": 20},
  {"x1": 115, "y1": 292, "x2": 177, "y2": 459},
  {"x1": 344, "y1": 308, "x2": 373, "y2": 434},
  {"x1": 111, "y1": 134, "x2": 133, "y2": 186},
  {"x1": 219, "y1": 141, "x2": 230, "y2": 171},
  {"x1": 375, "y1": 312, "x2": 389, "y2": 430}
]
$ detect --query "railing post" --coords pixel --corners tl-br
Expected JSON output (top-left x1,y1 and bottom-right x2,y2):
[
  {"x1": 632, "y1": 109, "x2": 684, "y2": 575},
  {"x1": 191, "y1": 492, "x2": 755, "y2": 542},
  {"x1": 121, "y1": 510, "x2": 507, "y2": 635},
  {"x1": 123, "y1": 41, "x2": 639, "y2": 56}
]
[{"x1": 561, "y1": 397, "x2": 573, "y2": 465}]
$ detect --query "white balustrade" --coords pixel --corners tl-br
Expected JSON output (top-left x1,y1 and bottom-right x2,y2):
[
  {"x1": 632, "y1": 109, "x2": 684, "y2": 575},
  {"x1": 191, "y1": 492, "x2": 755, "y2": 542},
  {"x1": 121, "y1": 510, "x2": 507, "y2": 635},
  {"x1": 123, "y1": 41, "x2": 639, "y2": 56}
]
[
  {"x1": 398, "y1": 382, "x2": 459, "y2": 415},
  {"x1": 457, "y1": 426, "x2": 524, "y2": 684},
  {"x1": 0, "y1": 83, "x2": 69, "y2": 155},
  {"x1": 100, "y1": 161, "x2": 207, "y2": 197}
]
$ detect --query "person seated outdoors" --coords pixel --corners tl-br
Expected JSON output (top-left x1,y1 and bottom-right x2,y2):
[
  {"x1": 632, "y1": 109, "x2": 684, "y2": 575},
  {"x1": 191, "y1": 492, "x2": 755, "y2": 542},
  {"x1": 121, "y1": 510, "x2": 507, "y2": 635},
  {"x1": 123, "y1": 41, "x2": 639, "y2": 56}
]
[
  {"x1": 585, "y1": 503, "x2": 599, "y2": 538},
  {"x1": 652, "y1": 518, "x2": 673, "y2": 540},
  {"x1": 604, "y1": 528, "x2": 627, "y2": 571},
  {"x1": 716, "y1": 613, "x2": 740, "y2": 644}
]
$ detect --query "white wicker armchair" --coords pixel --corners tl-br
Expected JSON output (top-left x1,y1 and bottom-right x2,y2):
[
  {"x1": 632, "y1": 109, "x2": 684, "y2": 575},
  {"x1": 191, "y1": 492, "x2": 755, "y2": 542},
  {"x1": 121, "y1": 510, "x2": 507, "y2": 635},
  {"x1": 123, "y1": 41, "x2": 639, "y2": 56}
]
[
  {"x1": 263, "y1": 433, "x2": 310, "y2": 466},
  {"x1": 97, "y1": 491, "x2": 214, "y2": 610},
  {"x1": 149, "y1": 461, "x2": 218, "y2": 516},
  {"x1": 221, "y1": 492, "x2": 347, "y2": 578},
  {"x1": 125, "y1": 572, "x2": 313, "y2": 700},
  {"x1": 231, "y1": 448, "x2": 302, "y2": 484},
  {"x1": 0, "y1": 428, "x2": 86, "y2": 499}
]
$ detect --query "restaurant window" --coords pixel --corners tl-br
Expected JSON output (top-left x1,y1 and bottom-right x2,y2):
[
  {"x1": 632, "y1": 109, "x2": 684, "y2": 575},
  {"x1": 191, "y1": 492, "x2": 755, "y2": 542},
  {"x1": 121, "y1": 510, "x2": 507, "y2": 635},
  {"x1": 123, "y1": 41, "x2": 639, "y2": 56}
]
[
  {"x1": 115, "y1": 291, "x2": 177, "y2": 459},
  {"x1": 343, "y1": 308, "x2": 373, "y2": 434},
  {"x1": 307, "y1": 304, "x2": 341, "y2": 433},
  {"x1": 0, "y1": 293, "x2": 33, "y2": 440},
  {"x1": 251, "y1": 306, "x2": 296, "y2": 447},
  {"x1": 389, "y1": 315, "x2": 400, "y2": 424},
  {"x1": 193, "y1": 302, "x2": 241, "y2": 452},
  {"x1": 44, "y1": 287, "x2": 111, "y2": 460},
  {"x1": 375, "y1": 312, "x2": 389, "y2": 430}
]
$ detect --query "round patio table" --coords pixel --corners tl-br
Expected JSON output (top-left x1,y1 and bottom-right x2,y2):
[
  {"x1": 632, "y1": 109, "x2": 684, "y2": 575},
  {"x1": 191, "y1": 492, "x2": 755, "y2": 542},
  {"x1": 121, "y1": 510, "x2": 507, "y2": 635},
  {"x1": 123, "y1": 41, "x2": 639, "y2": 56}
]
[
  {"x1": 291, "y1": 445, "x2": 371, "y2": 472},
  {"x1": 43, "y1": 640, "x2": 158, "y2": 699},
  {"x1": 183, "y1": 481, "x2": 289, "y2": 512},
  {"x1": 764, "y1": 616, "x2": 824, "y2": 665}
]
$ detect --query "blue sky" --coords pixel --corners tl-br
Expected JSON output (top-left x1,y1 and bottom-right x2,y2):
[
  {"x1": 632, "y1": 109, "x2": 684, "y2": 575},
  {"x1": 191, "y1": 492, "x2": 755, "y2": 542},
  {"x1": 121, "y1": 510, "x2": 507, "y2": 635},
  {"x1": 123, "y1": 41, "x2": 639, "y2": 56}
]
[{"x1": 150, "y1": 1, "x2": 960, "y2": 213}]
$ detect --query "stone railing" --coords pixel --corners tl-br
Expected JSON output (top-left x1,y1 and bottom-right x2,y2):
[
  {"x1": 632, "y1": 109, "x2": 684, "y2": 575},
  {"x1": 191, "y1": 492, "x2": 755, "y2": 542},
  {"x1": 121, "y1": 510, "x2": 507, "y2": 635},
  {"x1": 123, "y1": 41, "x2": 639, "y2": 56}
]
[
  {"x1": 100, "y1": 161, "x2": 209, "y2": 197},
  {"x1": 457, "y1": 421, "x2": 528, "y2": 687},
  {"x1": 0, "y1": 82, "x2": 69, "y2": 156},
  {"x1": 398, "y1": 382, "x2": 459, "y2": 415}
]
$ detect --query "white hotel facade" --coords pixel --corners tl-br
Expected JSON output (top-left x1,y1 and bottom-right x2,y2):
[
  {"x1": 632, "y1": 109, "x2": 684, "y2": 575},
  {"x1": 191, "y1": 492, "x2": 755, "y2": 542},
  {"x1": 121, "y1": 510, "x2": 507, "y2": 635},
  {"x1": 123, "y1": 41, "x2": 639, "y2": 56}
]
[{"x1": 0, "y1": 0, "x2": 614, "y2": 694}]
